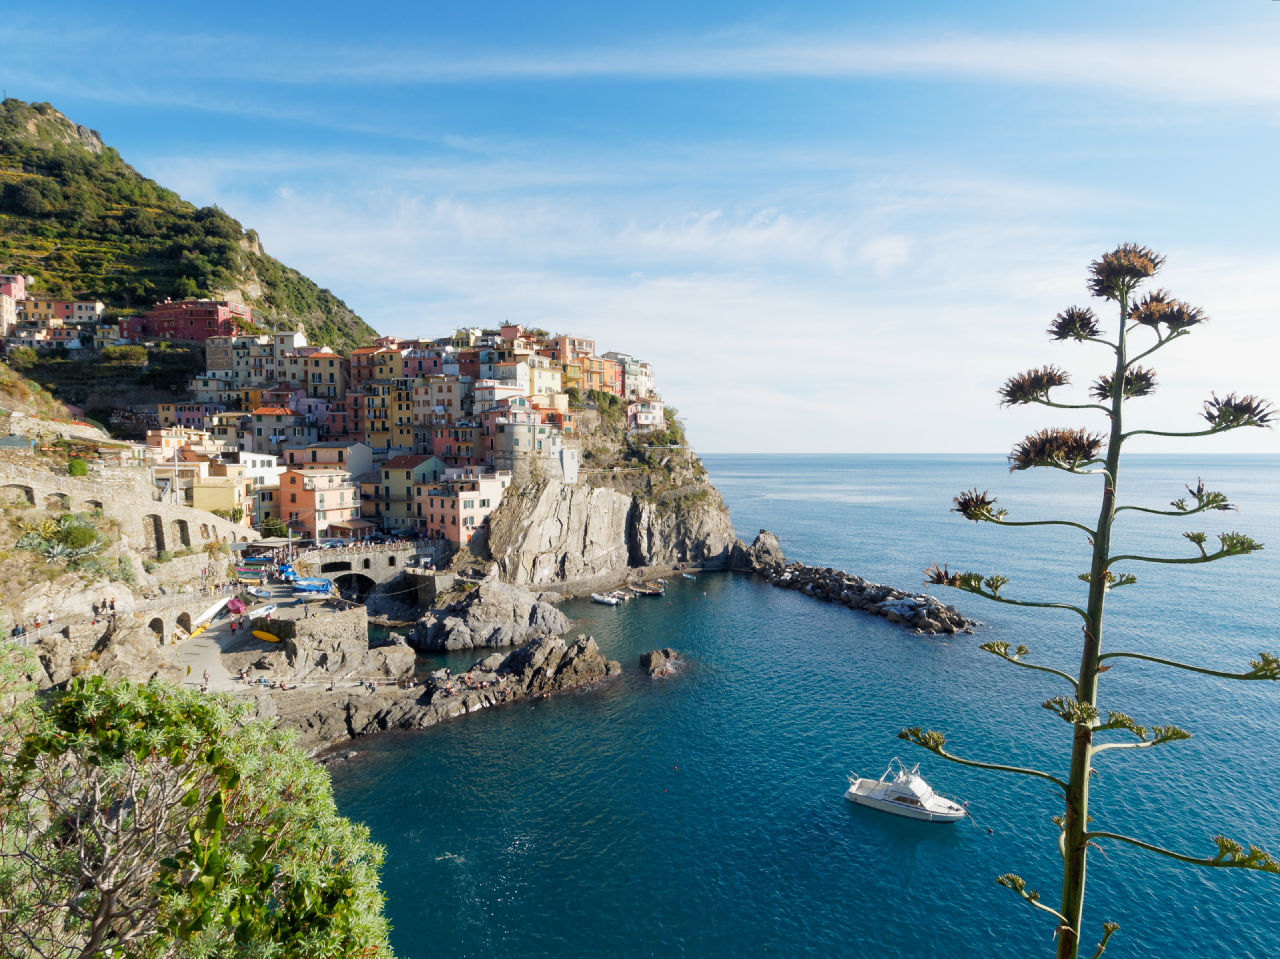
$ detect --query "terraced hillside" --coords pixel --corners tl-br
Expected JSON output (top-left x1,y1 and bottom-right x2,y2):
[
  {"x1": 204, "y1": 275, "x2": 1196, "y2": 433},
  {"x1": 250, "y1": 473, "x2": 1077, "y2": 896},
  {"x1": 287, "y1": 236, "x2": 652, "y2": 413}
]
[{"x1": 0, "y1": 98, "x2": 376, "y2": 352}]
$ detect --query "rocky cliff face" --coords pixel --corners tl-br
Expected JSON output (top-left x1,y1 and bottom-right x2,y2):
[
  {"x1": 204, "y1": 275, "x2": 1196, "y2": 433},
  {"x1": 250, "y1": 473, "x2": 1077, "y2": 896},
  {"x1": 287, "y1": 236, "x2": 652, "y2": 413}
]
[{"x1": 485, "y1": 475, "x2": 736, "y2": 589}]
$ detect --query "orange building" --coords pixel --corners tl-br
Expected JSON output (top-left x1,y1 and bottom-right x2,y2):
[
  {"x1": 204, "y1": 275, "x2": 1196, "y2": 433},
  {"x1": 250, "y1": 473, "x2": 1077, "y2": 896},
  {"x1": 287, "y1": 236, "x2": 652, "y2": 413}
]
[{"x1": 280, "y1": 468, "x2": 360, "y2": 539}]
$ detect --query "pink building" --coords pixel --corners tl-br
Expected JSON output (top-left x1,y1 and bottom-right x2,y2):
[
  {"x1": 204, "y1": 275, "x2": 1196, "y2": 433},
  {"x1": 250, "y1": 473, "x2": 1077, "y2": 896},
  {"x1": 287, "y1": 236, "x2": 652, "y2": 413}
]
[
  {"x1": 143, "y1": 300, "x2": 251, "y2": 342},
  {"x1": 0, "y1": 274, "x2": 32, "y2": 301}
]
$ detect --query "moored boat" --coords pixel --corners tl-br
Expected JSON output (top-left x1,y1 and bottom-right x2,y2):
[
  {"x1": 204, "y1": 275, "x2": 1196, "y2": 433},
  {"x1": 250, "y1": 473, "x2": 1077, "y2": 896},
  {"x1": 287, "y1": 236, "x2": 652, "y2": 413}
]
[
  {"x1": 844, "y1": 758, "x2": 966, "y2": 823},
  {"x1": 247, "y1": 586, "x2": 270, "y2": 598},
  {"x1": 591, "y1": 592, "x2": 620, "y2": 606},
  {"x1": 682, "y1": 572, "x2": 697, "y2": 581},
  {"x1": 630, "y1": 583, "x2": 662, "y2": 596}
]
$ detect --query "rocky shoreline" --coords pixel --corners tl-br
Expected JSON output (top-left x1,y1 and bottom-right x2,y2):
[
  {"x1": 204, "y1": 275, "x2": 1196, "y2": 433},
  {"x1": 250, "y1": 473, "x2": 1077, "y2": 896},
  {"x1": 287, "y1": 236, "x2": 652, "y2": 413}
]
[
  {"x1": 246, "y1": 633, "x2": 621, "y2": 755},
  {"x1": 732, "y1": 530, "x2": 978, "y2": 636}
]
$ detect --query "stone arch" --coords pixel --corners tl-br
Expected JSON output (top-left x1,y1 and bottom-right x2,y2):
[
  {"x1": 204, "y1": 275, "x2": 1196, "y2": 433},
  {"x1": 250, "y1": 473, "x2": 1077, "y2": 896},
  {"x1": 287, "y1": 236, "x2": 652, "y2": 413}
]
[
  {"x1": 147, "y1": 617, "x2": 165, "y2": 643},
  {"x1": 387, "y1": 554, "x2": 396, "y2": 567},
  {"x1": 2, "y1": 484, "x2": 34, "y2": 506},
  {"x1": 171, "y1": 518, "x2": 191, "y2": 549},
  {"x1": 143, "y1": 514, "x2": 165, "y2": 555},
  {"x1": 176, "y1": 612, "x2": 193, "y2": 635},
  {"x1": 239, "y1": 535, "x2": 248, "y2": 543},
  {"x1": 44, "y1": 491, "x2": 70, "y2": 510},
  {"x1": 362, "y1": 557, "x2": 372, "y2": 570},
  {"x1": 200, "y1": 523, "x2": 210, "y2": 540},
  {"x1": 320, "y1": 560, "x2": 352, "y2": 573},
  {"x1": 83, "y1": 498, "x2": 103, "y2": 512},
  {"x1": 333, "y1": 572, "x2": 376, "y2": 600}
]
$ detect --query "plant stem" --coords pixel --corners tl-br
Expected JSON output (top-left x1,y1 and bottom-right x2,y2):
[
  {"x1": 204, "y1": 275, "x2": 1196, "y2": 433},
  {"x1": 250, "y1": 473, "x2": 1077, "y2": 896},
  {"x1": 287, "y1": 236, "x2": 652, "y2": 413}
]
[{"x1": 1058, "y1": 292, "x2": 1129, "y2": 959}]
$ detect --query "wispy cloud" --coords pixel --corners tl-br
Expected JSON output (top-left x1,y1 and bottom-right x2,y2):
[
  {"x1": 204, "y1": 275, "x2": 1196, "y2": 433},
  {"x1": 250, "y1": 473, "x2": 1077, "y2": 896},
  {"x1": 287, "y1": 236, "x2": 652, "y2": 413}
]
[{"x1": 9, "y1": 20, "x2": 1280, "y2": 110}]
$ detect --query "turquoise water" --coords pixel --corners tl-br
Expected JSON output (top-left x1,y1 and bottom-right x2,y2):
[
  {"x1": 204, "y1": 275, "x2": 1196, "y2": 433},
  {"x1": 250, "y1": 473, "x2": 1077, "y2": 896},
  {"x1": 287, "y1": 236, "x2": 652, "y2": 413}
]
[{"x1": 331, "y1": 455, "x2": 1280, "y2": 958}]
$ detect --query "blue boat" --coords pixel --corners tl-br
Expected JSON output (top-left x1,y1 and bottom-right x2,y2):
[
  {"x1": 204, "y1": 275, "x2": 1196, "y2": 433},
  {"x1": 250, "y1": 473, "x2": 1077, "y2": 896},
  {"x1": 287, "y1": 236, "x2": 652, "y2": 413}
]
[{"x1": 292, "y1": 577, "x2": 333, "y2": 594}]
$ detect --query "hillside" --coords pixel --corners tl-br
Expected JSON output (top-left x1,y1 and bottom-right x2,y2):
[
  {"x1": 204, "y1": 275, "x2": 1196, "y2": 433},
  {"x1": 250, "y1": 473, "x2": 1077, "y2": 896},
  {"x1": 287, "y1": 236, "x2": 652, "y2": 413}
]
[{"x1": 0, "y1": 99, "x2": 376, "y2": 353}]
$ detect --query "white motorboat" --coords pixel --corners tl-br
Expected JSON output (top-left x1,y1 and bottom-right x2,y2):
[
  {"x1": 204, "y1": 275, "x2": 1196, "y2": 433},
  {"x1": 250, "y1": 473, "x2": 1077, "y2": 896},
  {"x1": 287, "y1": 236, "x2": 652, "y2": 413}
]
[
  {"x1": 682, "y1": 573, "x2": 697, "y2": 581},
  {"x1": 257, "y1": 604, "x2": 278, "y2": 618},
  {"x1": 590, "y1": 593, "x2": 620, "y2": 606},
  {"x1": 247, "y1": 586, "x2": 270, "y2": 598},
  {"x1": 845, "y1": 758, "x2": 966, "y2": 823}
]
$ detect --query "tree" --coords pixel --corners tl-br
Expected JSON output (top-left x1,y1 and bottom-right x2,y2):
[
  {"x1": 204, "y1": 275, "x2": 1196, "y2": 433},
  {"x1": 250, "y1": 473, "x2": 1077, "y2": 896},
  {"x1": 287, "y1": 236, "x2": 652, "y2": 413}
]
[
  {"x1": 6, "y1": 346, "x2": 38, "y2": 371},
  {"x1": 0, "y1": 677, "x2": 395, "y2": 958},
  {"x1": 906, "y1": 244, "x2": 1279, "y2": 958},
  {"x1": 258, "y1": 516, "x2": 290, "y2": 539}
]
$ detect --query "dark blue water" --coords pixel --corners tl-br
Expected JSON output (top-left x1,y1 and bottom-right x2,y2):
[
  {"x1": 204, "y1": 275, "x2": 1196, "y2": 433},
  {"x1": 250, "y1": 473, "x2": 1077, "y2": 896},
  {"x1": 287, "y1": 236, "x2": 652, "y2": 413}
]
[{"x1": 332, "y1": 455, "x2": 1280, "y2": 958}]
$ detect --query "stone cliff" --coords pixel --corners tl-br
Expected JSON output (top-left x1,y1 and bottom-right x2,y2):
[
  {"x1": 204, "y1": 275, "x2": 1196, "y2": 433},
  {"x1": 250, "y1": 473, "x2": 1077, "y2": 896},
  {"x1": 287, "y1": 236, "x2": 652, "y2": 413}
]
[{"x1": 483, "y1": 463, "x2": 735, "y2": 590}]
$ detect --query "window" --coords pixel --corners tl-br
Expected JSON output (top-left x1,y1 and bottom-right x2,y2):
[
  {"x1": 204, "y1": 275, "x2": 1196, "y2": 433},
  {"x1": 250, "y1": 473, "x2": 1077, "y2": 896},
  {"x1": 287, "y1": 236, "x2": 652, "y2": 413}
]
[{"x1": 290, "y1": 493, "x2": 297, "y2": 504}]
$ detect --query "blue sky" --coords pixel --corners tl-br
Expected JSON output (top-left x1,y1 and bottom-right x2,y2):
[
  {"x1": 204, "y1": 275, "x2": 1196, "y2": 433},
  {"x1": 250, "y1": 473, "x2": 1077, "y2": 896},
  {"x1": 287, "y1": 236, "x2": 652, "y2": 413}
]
[{"x1": 4, "y1": 1, "x2": 1279, "y2": 454}]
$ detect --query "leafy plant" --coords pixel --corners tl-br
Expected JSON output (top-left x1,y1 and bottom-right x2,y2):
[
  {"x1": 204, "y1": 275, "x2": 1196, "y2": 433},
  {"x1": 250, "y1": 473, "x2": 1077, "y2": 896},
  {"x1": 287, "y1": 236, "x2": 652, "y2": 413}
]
[
  {"x1": 0, "y1": 676, "x2": 395, "y2": 957},
  {"x1": 909, "y1": 244, "x2": 1278, "y2": 958}
]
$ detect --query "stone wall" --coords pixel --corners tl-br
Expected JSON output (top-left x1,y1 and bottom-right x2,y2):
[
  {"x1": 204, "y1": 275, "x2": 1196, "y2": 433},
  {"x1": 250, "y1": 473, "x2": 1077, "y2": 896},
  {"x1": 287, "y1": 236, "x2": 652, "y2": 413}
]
[{"x1": 0, "y1": 460, "x2": 257, "y2": 557}]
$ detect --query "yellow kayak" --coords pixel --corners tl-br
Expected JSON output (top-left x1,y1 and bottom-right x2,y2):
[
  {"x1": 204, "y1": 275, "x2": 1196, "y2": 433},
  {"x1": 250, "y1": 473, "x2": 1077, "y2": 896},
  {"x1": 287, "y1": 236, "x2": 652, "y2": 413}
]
[{"x1": 252, "y1": 630, "x2": 281, "y2": 643}]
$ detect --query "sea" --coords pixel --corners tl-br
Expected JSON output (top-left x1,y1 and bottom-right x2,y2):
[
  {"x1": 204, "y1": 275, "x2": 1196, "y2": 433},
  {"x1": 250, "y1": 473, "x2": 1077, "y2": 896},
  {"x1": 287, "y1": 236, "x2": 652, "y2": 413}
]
[{"x1": 330, "y1": 454, "x2": 1280, "y2": 959}]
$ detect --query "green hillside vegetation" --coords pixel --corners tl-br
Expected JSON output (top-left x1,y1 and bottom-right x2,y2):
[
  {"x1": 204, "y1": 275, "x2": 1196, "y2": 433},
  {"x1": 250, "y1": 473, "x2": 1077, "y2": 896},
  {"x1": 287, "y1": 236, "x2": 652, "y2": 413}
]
[{"x1": 0, "y1": 99, "x2": 376, "y2": 352}]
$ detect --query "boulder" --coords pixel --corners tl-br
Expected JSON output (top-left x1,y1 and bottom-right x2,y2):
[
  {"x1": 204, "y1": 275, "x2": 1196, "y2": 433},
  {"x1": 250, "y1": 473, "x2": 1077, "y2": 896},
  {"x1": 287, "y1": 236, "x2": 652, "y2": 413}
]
[
  {"x1": 640, "y1": 647, "x2": 680, "y2": 678},
  {"x1": 410, "y1": 579, "x2": 570, "y2": 652}
]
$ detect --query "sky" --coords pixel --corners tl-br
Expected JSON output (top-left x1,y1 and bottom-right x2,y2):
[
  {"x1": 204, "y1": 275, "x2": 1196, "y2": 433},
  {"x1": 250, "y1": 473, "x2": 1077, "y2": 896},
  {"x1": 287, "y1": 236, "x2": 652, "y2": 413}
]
[{"x1": 4, "y1": 1, "x2": 1279, "y2": 454}]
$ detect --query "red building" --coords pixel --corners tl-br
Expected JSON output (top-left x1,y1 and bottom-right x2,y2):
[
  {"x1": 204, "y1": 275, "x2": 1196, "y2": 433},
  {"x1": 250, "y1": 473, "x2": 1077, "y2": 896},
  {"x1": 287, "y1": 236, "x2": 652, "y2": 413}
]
[{"x1": 143, "y1": 300, "x2": 251, "y2": 342}]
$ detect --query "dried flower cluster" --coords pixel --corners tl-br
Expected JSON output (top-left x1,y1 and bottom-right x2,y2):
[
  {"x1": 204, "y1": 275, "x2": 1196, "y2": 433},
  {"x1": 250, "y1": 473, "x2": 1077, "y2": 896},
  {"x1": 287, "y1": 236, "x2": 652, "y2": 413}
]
[
  {"x1": 1008, "y1": 427, "x2": 1103, "y2": 471},
  {"x1": 1087, "y1": 243, "x2": 1165, "y2": 300},
  {"x1": 1091, "y1": 365, "x2": 1157, "y2": 401},
  {"x1": 1202, "y1": 392, "x2": 1274, "y2": 429},
  {"x1": 1130, "y1": 289, "x2": 1207, "y2": 332},
  {"x1": 952, "y1": 488, "x2": 1007, "y2": 522},
  {"x1": 999, "y1": 366, "x2": 1071, "y2": 406},
  {"x1": 1048, "y1": 306, "x2": 1101, "y2": 341}
]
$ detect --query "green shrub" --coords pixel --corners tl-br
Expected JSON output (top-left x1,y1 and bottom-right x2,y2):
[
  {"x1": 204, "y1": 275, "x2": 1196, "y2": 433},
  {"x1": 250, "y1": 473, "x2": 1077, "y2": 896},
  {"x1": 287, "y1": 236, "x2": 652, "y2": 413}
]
[{"x1": 67, "y1": 457, "x2": 88, "y2": 476}]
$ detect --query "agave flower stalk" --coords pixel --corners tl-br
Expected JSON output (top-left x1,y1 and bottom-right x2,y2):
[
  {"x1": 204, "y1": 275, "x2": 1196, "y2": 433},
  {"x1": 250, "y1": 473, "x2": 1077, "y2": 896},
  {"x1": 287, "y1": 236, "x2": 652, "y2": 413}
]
[{"x1": 908, "y1": 245, "x2": 1278, "y2": 959}]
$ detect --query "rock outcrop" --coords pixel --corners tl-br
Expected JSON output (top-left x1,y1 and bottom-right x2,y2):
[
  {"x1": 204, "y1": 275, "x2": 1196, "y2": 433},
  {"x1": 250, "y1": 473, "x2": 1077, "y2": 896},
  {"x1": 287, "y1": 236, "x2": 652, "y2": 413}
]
[
  {"x1": 410, "y1": 578, "x2": 570, "y2": 652},
  {"x1": 486, "y1": 476, "x2": 736, "y2": 589},
  {"x1": 259, "y1": 634, "x2": 622, "y2": 753},
  {"x1": 640, "y1": 647, "x2": 680, "y2": 678},
  {"x1": 729, "y1": 529, "x2": 785, "y2": 572},
  {"x1": 758, "y1": 560, "x2": 978, "y2": 635}
]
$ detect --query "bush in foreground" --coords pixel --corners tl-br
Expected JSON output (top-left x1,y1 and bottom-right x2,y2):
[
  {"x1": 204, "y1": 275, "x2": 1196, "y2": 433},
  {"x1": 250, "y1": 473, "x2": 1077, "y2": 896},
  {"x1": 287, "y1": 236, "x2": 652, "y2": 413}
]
[{"x1": 0, "y1": 676, "x2": 395, "y2": 958}]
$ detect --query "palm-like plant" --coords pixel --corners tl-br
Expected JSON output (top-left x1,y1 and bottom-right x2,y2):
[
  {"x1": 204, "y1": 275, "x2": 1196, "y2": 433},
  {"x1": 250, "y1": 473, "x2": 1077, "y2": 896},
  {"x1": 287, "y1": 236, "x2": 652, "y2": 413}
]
[{"x1": 905, "y1": 244, "x2": 1278, "y2": 958}]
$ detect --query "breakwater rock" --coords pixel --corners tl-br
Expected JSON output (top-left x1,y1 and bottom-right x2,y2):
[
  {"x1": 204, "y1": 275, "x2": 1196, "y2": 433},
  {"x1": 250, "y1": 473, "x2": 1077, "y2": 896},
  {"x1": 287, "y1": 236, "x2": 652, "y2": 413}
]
[
  {"x1": 258, "y1": 634, "x2": 621, "y2": 753},
  {"x1": 761, "y1": 561, "x2": 977, "y2": 635},
  {"x1": 409, "y1": 579, "x2": 570, "y2": 652}
]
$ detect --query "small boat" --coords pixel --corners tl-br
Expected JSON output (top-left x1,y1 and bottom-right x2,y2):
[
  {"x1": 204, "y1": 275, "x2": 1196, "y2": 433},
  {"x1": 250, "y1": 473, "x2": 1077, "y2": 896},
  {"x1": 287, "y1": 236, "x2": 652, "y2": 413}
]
[
  {"x1": 682, "y1": 573, "x2": 697, "y2": 581},
  {"x1": 591, "y1": 592, "x2": 620, "y2": 606},
  {"x1": 645, "y1": 580, "x2": 667, "y2": 593},
  {"x1": 247, "y1": 586, "x2": 270, "y2": 598},
  {"x1": 630, "y1": 583, "x2": 662, "y2": 596},
  {"x1": 845, "y1": 758, "x2": 966, "y2": 823},
  {"x1": 608, "y1": 590, "x2": 631, "y2": 602},
  {"x1": 252, "y1": 629, "x2": 281, "y2": 643},
  {"x1": 257, "y1": 604, "x2": 278, "y2": 618}
]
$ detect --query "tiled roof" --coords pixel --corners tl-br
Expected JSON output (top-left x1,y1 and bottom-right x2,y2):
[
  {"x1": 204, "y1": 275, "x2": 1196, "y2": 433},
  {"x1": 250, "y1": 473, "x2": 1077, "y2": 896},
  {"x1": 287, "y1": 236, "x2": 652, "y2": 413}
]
[
  {"x1": 250, "y1": 407, "x2": 294, "y2": 416},
  {"x1": 384, "y1": 455, "x2": 430, "y2": 469}
]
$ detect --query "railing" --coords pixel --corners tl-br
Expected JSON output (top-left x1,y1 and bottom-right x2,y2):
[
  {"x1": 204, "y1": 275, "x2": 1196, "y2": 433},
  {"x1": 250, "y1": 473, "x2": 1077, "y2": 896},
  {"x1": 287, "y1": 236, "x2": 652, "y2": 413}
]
[{"x1": 5, "y1": 583, "x2": 238, "y2": 647}]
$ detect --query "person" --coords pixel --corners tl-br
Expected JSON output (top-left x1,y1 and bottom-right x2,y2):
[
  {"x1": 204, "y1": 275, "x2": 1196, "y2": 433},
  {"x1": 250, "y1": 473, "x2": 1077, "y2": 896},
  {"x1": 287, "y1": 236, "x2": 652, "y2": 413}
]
[
  {"x1": 109, "y1": 598, "x2": 115, "y2": 613},
  {"x1": 202, "y1": 668, "x2": 209, "y2": 685}
]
